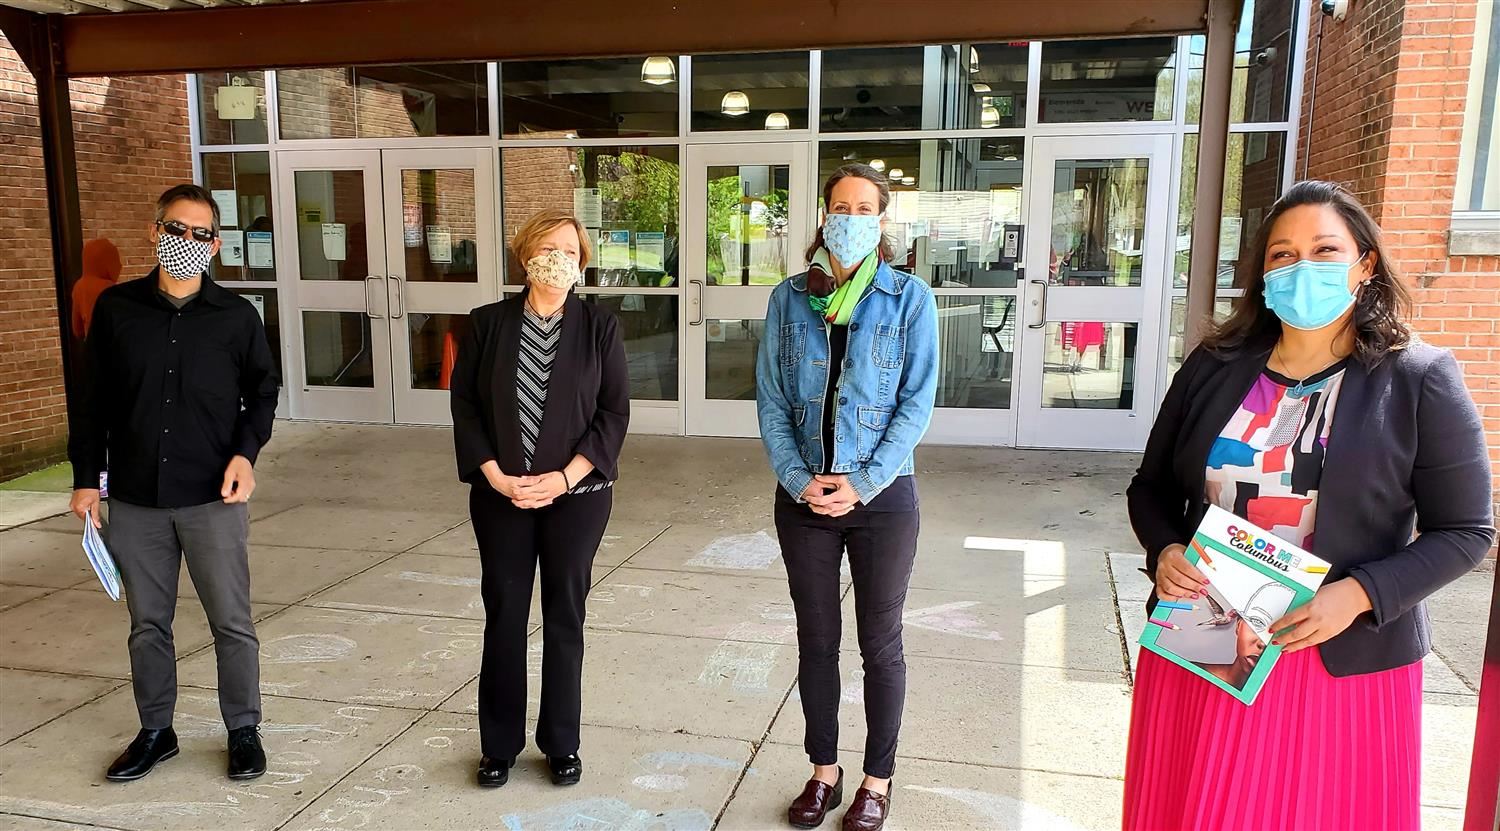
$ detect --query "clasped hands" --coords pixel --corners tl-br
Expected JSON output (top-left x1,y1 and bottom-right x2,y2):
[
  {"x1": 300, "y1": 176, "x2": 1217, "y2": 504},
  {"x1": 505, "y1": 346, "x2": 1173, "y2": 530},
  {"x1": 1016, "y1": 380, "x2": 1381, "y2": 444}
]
[
  {"x1": 800, "y1": 474, "x2": 860, "y2": 517},
  {"x1": 486, "y1": 467, "x2": 568, "y2": 509}
]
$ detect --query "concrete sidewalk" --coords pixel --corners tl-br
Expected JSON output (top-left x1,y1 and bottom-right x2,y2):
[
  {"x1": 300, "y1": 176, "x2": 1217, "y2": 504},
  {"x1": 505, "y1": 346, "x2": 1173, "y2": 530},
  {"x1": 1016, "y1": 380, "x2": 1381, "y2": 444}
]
[{"x1": 0, "y1": 423, "x2": 1488, "y2": 830}]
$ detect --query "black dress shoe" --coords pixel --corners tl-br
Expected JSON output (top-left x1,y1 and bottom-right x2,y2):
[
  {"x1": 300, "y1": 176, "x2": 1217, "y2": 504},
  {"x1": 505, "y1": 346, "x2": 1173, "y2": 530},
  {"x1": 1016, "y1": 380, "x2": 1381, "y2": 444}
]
[
  {"x1": 548, "y1": 754, "x2": 583, "y2": 786},
  {"x1": 228, "y1": 725, "x2": 267, "y2": 780},
  {"x1": 106, "y1": 728, "x2": 179, "y2": 782},
  {"x1": 477, "y1": 756, "x2": 513, "y2": 788}
]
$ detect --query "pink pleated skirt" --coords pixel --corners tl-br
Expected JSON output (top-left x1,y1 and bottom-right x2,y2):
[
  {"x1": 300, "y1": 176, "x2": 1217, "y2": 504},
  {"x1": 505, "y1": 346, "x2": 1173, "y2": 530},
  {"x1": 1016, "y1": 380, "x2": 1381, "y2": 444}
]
[{"x1": 1123, "y1": 647, "x2": 1423, "y2": 831}]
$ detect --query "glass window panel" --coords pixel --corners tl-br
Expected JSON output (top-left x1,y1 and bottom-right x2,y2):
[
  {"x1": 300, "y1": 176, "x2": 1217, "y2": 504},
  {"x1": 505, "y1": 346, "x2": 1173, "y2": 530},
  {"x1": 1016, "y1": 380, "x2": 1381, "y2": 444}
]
[
  {"x1": 817, "y1": 138, "x2": 1024, "y2": 288},
  {"x1": 1050, "y1": 158, "x2": 1150, "y2": 287},
  {"x1": 936, "y1": 295, "x2": 1016, "y2": 409},
  {"x1": 202, "y1": 152, "x2": 275, "y2": 283},
  {"x1": 501, "y1": 58, "x2": 679, "y2": 138},
  {"x1": 1041, "y1": 321, "x2": 1138, "y2": 409},
  {"x1": 292, "y1": 170, "x2": 371, "y2": 281},
  {"x1": 705, "y1": 164, "x2": 790, "y2": 286},
  {"x1": 302, "y1": 311, "x2": 373, "y2": 387},
  {"x1": 947, "y1": 43, "x2": 1031, "y2": 130},
  {"x1": 1187, "y1": 0, "x2": 1299, "y2": 124},
  {"x1": 407, "y1": 313, "x2": 470, "y2": 390},
  {"x1": 277, "y1": 64, "x2": 487, "y2": 140},
  {"x1": 400, "y1": 169, "x2": 479, "y2": 284},
  {"x1": 1457, "y1": 0, "x2": 1499, "y2": 211},
  {"x1": 581, "y1": 294, "x2": 679, "y2": 401},
  {"x1": 228, "y1": 287, "x2": 282, "y2": 383},
  {"x1": 691, "y1": 51, "x2": 810, "y2": 132},
  {"x1": 1039, "y1": 38, "x2": 1175, "y2": 123},
  {"x1": 820, "y1": 43, "x2": 1029, "y2": 132},
  {"x1": 501, "y1": 145, "x2": 680, "y2": 287},
  {"x1": 820, "y1": 47, "x2": 926, "y2": 132},
  {"x1": 705, "y1": 318, "x2": 763, "y2": 400},
  {"x1": 1175, "y1": 132, "x2": 1288, "y2": 288},
  {"x1": 196, "y1": 71, "x2": 268, "y2": 145},
  {"x1": 1167, "y1": 296, "x2": 1235, "y2": 383}
]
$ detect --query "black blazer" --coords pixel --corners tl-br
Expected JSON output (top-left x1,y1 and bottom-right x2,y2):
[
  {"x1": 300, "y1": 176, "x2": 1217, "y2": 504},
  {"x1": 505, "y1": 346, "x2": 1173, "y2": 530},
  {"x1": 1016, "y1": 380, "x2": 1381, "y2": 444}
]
[
  {"x1": 1128, "y1": 339, "x2": 1493, "y2": 677},
  {"x1": 450, "y1": 291, "x2": 629, "y2": 488}
]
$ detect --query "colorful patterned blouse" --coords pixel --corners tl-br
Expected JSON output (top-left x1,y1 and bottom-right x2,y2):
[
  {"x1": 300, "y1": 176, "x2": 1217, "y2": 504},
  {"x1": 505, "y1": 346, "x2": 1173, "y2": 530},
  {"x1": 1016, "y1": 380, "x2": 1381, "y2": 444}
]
[{"x1": 1204, "y1": 362, "x2": 1347, "y2": 550}]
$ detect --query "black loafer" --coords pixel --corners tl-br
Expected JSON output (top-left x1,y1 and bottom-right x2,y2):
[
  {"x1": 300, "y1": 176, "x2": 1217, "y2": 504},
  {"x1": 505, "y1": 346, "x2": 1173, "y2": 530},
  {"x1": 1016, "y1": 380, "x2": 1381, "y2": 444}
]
[
  {"x1": 227, "y1": 725, "x2": 267, "y2": 780},
  {"x1": 106, "y1": 728, "x2": 179, "y2": 782},
  {"x1": 548, "y1": 754, "x2": 583, "y2": 786},
  {"x1": 477, "y1": 756, "x2": 513, "y2": 788}
]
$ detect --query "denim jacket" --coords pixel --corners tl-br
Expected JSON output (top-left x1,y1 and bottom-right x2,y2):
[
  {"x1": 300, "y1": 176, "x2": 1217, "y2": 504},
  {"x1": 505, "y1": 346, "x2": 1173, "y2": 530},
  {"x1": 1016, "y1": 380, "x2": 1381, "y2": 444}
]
[{"x1": 756, "y1": 259, "x2": 939, "y2": 504}]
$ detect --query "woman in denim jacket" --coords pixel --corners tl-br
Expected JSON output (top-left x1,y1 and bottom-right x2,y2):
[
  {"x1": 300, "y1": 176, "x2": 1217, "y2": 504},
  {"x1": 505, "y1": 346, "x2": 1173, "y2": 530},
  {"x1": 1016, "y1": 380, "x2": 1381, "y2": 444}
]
[{"x1": 756, "y1": 163, "x2": 939, "y2": 831}]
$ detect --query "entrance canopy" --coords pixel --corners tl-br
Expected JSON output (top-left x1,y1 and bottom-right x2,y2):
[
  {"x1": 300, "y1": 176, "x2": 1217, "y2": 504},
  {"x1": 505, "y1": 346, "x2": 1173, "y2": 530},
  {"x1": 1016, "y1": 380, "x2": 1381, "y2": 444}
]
[{"x1": 7, "y1": 0, "x2": 1210, "y2": 76}]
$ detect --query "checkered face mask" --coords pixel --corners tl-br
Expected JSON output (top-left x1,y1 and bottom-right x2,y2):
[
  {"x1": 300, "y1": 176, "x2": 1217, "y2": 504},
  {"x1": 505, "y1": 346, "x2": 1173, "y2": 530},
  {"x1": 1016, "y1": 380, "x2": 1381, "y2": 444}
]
[{"x1": 157, "y1": 232, "x2": 214, "y2": 281}]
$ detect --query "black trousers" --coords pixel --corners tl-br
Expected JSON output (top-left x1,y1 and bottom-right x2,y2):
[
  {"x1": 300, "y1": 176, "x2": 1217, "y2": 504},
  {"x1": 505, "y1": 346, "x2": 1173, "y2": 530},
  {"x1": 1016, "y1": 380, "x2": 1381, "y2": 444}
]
[
  {"x1": 774, "y1": 495, "x2": 920, "y2": 779},
  {"x1": 469, "y1": 484, "x2": 612, "y2": 760}
]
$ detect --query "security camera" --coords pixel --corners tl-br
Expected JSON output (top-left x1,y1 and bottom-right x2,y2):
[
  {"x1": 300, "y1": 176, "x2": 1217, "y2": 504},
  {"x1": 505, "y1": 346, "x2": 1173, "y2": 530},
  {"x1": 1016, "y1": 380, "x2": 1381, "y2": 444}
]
[
  {"x1": 1252, "y1": 47, "x2": 1278, "y2": 66},
  {"x1": 1320, "y1": 0, "x2": 1350, "y2": 20}
]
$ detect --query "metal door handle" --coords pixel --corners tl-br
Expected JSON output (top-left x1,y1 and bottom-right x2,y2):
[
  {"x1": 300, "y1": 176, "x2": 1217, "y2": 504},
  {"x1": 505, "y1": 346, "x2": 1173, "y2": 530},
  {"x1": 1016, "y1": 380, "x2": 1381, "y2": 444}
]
[
  {"x1": 689, "y1": 279, "x2": 705, "y2": 326},
  {"x1": 1027, "y1": 279, "x2": 1048, "y2": 329},
  {"x1": 388, "y1": 274, "x2": 406, "y2": 319},
  {"x1": 364, "y1": 276, "x2": 385, "y2": 319}
]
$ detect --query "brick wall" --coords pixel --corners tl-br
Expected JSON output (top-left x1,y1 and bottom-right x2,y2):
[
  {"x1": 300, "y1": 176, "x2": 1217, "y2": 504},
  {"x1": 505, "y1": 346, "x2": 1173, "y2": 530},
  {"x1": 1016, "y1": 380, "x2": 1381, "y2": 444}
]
[
  {"x1": 1300, "y1": 0, "x2": 1500, "y2": 521},
  {"x1": 0, "y1": 33, "x2": 192, "y2": 482}
]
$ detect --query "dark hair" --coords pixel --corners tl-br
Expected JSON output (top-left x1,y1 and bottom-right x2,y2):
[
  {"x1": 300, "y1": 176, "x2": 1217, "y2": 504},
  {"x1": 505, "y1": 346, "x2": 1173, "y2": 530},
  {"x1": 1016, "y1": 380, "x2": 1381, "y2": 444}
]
[
  {"x1": 804, "y1": 164, "x2": 899, "y2": 297},
  {"x1": 155, "y1": 183, "x2": 221, "y2": 232},
  {"x1": 1203, "y1": 180, "x2": 1411, "y2": 366}
]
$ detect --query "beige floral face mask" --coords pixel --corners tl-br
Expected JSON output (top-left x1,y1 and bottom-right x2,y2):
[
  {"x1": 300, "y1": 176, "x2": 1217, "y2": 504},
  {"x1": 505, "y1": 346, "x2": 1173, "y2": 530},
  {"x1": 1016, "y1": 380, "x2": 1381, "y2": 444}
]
[{"x1": 525, "y1": 249, "x2": 582, "y2": 289}]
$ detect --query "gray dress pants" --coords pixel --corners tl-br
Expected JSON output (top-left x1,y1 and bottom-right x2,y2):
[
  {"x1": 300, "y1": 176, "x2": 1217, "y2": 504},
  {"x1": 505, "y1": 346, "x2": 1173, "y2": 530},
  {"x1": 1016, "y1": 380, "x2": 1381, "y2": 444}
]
[{"x1": 106, "y1": 499, "x2": 260, "y2": 730}]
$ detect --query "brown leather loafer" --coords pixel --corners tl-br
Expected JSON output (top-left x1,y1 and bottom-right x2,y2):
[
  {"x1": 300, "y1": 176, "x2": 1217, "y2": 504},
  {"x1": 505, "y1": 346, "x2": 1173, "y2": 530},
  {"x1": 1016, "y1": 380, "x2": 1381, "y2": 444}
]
[
  {"x1": 788, "y1": 767, "x2": 843, "y2": 829},
  {"x1": 841, "y1": 785, "x2": 892, "y2": 831}
]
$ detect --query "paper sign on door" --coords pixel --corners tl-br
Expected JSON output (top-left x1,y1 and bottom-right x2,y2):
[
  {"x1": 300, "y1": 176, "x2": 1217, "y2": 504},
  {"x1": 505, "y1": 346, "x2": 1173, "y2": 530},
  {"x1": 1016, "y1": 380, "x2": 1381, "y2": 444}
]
[
  {"x1": 247, "y1": 231, "x2": 274, "y2": 268},
  {"x1": 218, "y1": 230, "x2": 245, "y2": 266},
  {"x1": 322, "y1": 223, "x2": 347, "y2": 262}
]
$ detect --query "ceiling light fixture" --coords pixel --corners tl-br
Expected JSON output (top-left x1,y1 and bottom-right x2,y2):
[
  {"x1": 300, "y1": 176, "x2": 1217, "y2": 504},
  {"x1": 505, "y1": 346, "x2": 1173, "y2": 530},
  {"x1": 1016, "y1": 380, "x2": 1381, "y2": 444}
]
[
  {"x1": 764, "y1": 111, "x2": 790, "y2": 130},
  {"x1": 888, "y1": 168, "x2": 905, "y2": 179},
  {"x1": 980, "y1": 104, "x2": 1000, "y2": 128},
  {"x1": 902, "y1": 176, "x2": 916, "y2": 185},
  {"x1": 969, "y1": 47, "x2": 981, "y2": 74},
  {"x1": 971, "y1": 82, "x2": 991, "y2": 94},
  {"x1": 721, "y1": 90, "x2": 750, "y2": 117},
  {"x1": 869, "y1": 159, "x2": 886, "y2": 171},
  {"x1": 640, "y1": 56, "x2": 677, "y2": 85}
]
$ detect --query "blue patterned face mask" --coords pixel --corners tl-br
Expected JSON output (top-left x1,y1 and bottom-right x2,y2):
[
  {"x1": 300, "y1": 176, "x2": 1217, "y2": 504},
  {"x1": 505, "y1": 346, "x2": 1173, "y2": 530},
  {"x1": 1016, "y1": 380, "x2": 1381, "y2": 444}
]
[
  {"x1": 1262, "y1": 258, "x2": 1363, "y2": 331},
  {"x1": 821, "y1": 213, "x2": 882, "y2": 268}
]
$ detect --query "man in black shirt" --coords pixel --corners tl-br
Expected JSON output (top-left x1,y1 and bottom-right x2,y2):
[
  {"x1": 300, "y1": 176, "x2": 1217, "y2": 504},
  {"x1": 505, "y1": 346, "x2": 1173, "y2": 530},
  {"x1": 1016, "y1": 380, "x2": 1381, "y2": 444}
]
[{"x1": 68, "y1": 184, "x2": 279, "y2": 783}]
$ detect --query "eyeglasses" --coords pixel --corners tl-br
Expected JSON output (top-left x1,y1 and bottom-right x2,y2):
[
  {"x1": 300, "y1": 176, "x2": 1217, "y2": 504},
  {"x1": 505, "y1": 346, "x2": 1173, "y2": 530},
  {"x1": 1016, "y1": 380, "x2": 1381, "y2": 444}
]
[{"x1": 156, "y1": 219, "x2": 217, "y2": 243}]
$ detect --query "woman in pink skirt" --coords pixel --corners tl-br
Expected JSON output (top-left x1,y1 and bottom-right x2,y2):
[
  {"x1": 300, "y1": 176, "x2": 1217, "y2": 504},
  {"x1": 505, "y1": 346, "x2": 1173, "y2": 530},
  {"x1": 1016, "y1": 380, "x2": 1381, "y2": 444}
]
[{"x1": 1123, "y1": 181, "x2": 1493, "y2": 831}]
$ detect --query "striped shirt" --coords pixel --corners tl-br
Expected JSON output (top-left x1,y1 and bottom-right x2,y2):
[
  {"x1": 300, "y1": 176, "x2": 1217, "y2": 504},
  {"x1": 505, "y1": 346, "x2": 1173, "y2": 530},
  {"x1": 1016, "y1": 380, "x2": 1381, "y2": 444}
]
[{"x1": 517, "y1": 305, "x2": 612, "y2": 495}]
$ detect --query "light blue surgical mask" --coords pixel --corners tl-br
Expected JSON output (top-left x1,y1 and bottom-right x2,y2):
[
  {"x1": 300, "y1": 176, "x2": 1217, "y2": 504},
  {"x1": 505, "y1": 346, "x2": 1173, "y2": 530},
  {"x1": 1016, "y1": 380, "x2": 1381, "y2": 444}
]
[
  {"x1": 822, "y1": 213, "x2": 882, "y2": 268},
  {"x1": 1262, "y1": 258, "x2": 1365, "y2": 331}
]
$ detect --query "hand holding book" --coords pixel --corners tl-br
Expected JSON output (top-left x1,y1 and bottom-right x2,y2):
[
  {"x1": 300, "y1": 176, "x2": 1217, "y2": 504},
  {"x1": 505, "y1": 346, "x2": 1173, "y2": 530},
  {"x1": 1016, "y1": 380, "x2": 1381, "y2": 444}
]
[
  {"x1": 1154, "y1": 543, "x2": 1210, "y2": 600},
  {"x1": 1269, "y1": 578, "x2": 1374, "y2": 653}
]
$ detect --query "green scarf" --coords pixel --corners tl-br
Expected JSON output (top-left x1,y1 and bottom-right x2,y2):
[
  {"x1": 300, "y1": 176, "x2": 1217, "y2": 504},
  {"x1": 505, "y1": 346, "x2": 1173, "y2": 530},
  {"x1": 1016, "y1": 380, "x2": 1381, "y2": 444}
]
[{"x1": 806, "y1": 248, "x2": 878, "y2": 326}]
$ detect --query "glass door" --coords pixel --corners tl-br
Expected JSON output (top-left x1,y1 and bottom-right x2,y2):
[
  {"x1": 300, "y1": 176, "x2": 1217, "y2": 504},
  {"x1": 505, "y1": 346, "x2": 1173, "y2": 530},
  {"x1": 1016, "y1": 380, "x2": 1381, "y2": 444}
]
[
  {"x1": 683, "y1": 142, "x2": 812, "y2": 437},
  {"x1": 278, "y1": 150, "x2": 392, "y2": 422},
  {"x1": 279, "y1": 148, "x2": 497, "y2": 424},
  {"x1": 1016, "y1": 134, "x2": 1172, "y2": 450},
  {"x1": 383, "y1": 148, "x2": 497, "y2": 425}
]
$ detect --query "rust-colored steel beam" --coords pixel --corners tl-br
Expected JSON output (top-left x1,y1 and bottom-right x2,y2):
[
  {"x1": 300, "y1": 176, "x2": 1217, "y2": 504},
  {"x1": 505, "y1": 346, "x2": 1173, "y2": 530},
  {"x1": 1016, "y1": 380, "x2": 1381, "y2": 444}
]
[{"x1": 59, "y1": 0, "x2": 1210, "y2": 77}]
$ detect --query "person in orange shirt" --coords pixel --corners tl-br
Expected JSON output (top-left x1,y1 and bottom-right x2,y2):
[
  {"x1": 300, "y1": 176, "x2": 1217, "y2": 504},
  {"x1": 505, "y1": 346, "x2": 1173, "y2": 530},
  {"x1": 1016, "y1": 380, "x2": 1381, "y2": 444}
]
[{"x1": 71, "y1": 238, "x2": 123, "y2": 339}]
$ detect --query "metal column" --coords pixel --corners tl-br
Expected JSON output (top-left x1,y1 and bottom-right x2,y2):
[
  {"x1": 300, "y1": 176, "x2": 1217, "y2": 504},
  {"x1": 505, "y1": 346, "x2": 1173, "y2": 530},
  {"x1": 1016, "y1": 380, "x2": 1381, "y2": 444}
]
[{"x1": 1184, "y1": 0, "x2": 1237, "y2": 352}]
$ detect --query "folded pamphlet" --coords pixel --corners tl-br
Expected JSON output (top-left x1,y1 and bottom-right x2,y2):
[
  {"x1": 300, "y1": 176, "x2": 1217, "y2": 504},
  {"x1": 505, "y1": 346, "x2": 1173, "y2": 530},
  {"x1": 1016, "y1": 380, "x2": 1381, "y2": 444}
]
[
  {"x1": 82, "y1": 511, "x2": 122, "y2": 601},
  {"x1": 1138, "y1": 505, "x2": 1331, "y2": 705}
]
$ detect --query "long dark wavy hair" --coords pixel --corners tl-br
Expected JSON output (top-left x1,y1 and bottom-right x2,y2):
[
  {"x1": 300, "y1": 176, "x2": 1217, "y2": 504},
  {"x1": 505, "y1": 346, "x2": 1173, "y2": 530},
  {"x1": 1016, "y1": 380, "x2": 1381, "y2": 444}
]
[
  {"x1": 1203, "y1": 180, "x2": 1412, "y2": 367},
  {"x1": 804, "y1": 163, "x2": 899, "y2": 298}
]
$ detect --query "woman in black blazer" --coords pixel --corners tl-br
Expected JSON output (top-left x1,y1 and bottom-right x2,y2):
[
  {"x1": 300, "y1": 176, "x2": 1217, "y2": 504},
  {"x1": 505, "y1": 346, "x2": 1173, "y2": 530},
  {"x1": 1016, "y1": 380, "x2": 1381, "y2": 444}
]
[
  {"x1": 1122, "y1": 181, "x2": 1492, "y2": 831},
  {"x1": 450, "y1": 209, "x2": 629, "y2": 790}
]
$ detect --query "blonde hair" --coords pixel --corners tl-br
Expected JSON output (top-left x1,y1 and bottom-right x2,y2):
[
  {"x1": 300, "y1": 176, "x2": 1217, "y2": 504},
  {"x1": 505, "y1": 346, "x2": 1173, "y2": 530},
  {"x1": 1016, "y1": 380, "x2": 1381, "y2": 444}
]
[{"x1": 510, "y1": 209, "x2": 593, "y2": 274}]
